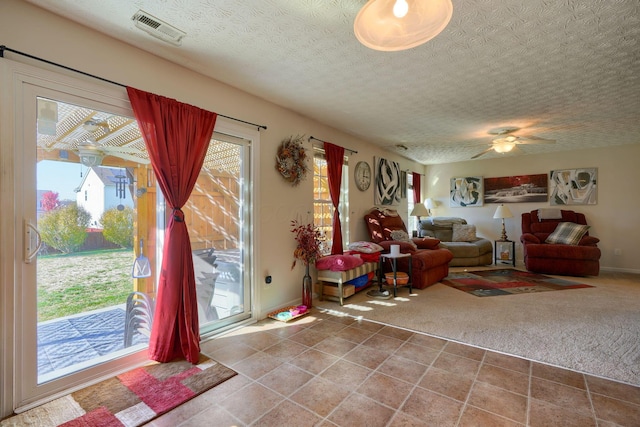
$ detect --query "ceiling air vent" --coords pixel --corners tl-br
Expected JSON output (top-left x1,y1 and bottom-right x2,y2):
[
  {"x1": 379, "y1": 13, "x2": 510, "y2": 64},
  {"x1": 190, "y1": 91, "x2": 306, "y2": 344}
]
[{"x1": 131, "y1": 10, "x2": 186, "y2": 46}]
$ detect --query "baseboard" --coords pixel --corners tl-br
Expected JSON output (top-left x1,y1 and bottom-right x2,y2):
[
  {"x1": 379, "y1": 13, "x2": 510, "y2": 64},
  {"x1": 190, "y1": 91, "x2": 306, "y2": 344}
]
[{"x1": 599, "y1": 266, "x2": 640, "y2": 275}]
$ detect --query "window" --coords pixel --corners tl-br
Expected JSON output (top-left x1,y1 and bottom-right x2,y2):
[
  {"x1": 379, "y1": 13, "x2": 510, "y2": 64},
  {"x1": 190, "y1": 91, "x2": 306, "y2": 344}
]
[
  {"x1": 313, "y1": 149, "x2": 348, "y2": 254},
  {"x1": 407, "y1": 173, "x2": 416, "y2": 232}
]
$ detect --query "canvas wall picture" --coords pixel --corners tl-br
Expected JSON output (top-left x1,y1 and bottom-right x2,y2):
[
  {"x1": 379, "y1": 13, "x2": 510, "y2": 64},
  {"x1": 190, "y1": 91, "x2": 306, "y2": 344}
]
[
  {"x1": 549, "y1": 168, "x2": 597, "y2": 205},
  {"x1": 450, "y1": 176, "x2": 483, "y2": 207},
  {"x1": 484, "y1": 174, "x2": 548, "y2": 203},
  {"x1": 374, "y1": 156, "x2": 401, "y2": 206}
]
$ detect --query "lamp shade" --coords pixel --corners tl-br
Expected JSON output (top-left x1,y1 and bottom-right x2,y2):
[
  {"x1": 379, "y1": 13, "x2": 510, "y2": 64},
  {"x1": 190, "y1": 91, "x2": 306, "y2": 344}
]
[
  {"x1": 354, "y1": 0, "x2": 453, "y2": 51},
  {"x1": 425, "y1": 198, "x2": 435, "y2": 209},
  {"x1": 493, "y1": 204, "x2": 513, "y2": 219},
  {"x1": 410, "y1": 203, "x2": 429, "y2": 217}
]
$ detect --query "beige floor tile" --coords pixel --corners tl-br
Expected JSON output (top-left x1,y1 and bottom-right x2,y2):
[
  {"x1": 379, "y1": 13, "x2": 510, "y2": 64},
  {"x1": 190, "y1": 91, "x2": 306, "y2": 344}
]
[
  {"x1": 328, "y1": 392, "x2": 396, "y2": 427},
  {"x1": 444, "y1": 341, "x2": 486, "y2": 361},
  {"x1": 483, "y1": 351, "x2": 531, "y2": 374},
  {"x1": 418, "y1": 367, "x2": 474, "y2": 401},
  {"x1": 476, "y1": 363, "x2": 530, "y2": 396},
  {"x1": 343, "y1": 344, "x2": 393, "y2": 369},
  {"x1": 218, "y1": 382, "x2": 284, "y2": 425},
  {"x1": 459, "y1": 405, "x2": 525, "y2": 427},
  {"x1": 319, "y1": 359, "x2": 372, "y2": 390},
  {"x1": 528, "y1": 398, "x2": 597, "y2": 427},
  {"x1": 530, "y1": 377, "x2": 593, "y2": 416},
  {"x1": 377, "y1": 354, "x2": 429, "y2": 385},
  {"x1": 289, "y1": 348, "x2": 339, "y2": 375},
  {"x1": 357, "y1": 371, "x2": 414, "y2": 409},
  {"x1": 591, "y1": 393, "x2": 640, "y2": 426},
  {"x1": 253, "y1": 399, "x2": 322, "y2": 426},
  {"x1": 432, "y1": 352, "x2": 481, "y2": 378},
  {"x1": 401, "y1": 387, "x2": 463, "y2": 426},
  {"x1": 313, "y1": 336, "x2": 359, "y2": 357},
  {"x1": 289, "y1": 376, "x2": 351, "y2": 417},
  {"x1": 467, "y1": 382, "x2": 528, "y2": 424},
  {"x1": 257, "y1": 362, "x2": 314, "y2": 396}
]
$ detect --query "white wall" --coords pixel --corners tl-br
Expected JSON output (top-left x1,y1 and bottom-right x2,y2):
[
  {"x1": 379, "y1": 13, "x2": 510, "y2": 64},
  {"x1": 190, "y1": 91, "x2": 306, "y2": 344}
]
[
  {"x1": 425, "y1": 144, "x2": 640, "y2": 273},
  {"x1": 0, "y1": 0, "x2": 424, "y2": 316}
]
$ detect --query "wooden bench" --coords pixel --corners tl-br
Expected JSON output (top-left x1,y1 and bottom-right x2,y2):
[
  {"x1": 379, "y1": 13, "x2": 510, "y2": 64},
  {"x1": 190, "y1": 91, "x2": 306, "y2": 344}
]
[{"x1": 317, "y1": 262, "x2": 378, "y2": 306}]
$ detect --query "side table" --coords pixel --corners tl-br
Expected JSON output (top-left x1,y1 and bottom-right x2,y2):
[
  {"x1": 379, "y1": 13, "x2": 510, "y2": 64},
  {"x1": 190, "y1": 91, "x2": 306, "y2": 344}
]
[
  {"x1": 495, "y1": 240, "x2": 515, "y2": 267},
  {"x1": 368, "y1": 252, "x2": 412, "y2": 298}
]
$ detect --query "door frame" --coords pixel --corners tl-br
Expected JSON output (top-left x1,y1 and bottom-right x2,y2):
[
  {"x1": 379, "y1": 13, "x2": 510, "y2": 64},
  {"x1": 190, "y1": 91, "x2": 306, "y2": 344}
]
[{"x1": 1, "y1": 59, "x2": 152, "y2": 413}]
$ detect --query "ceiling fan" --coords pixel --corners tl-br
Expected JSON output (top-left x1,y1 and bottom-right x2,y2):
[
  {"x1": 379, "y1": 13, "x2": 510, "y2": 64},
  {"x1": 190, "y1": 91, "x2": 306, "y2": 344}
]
[
  {"x1": 69, "y1": 117, "x2": 149, "y2": 166},
  {"x1": 471, "y1": 127, "x2": 556, "y2": 159}
]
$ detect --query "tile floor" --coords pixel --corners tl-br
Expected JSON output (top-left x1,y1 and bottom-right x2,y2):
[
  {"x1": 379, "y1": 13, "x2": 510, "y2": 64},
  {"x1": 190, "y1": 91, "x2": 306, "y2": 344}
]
[{"x1": 149, "y1": 308, "x2": 640, "y2": 427}]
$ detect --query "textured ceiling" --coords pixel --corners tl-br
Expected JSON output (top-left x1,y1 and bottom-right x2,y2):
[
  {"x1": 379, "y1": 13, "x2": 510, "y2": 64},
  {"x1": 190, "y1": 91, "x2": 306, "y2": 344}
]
[{"x1": 25, "y1": 0, "x2": 640, "y2": 164}]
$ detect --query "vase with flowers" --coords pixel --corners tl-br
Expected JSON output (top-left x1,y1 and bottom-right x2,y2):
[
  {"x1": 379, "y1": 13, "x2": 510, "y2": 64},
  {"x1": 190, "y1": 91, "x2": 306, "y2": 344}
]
[{"x1": 291, "y1": 219, "x2": 324, "y2": 308}]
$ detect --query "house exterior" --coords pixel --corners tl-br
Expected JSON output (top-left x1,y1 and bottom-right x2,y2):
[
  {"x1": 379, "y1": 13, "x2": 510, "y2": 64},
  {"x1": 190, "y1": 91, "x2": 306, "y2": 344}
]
[{"x1": 76, "y1": 166, "x2": 134, "y2": 228}]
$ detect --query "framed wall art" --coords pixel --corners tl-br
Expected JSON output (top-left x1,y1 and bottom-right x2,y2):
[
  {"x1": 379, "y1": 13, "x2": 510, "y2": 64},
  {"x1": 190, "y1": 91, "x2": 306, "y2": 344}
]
[
  {"x1": 549, "y1": 168, "x2": 597, "y2": 205},
  {"x1": 374, "y1": 156, "x2": 401, "y2": 206},
  {"x1": 484, "y1": 174, "x2": 547, "y2": 203},
  {"x1": 450, "y1": 176, "x2": 483, "y2": 207}
]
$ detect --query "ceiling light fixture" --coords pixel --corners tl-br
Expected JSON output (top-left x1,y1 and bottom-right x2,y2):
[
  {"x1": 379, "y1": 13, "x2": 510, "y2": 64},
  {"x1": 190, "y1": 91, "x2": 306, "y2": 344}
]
[
  {"x1": 492, "y1": 137, "x2": 516, "y2": 153},
  {"x1": 354, "y1": 0, "x2": 453, "y2": 52}
]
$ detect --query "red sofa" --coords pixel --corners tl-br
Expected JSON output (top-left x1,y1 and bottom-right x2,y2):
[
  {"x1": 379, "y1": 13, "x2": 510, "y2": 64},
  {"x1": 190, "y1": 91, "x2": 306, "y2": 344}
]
[
  {"x1": 520, "y1": 209, "x2": 601, "y2": 276},
  {"x1": 364, "y1": 208, "x2": 453, "y2": 289}
]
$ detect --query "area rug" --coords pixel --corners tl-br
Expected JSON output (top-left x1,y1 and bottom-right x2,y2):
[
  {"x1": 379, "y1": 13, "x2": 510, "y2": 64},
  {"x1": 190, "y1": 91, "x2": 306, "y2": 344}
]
[
  {"x1": 1, "y1": 354, "x2": 236, "y2": 427},
  {"x1": 441, "y1": 268, "x2": 593, "y2": 296}
]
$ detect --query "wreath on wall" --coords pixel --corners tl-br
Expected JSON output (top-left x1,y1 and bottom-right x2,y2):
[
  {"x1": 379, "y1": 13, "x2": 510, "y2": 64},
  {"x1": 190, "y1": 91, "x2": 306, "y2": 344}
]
[{"x1": 276, "y1": 134, "x2": 308, "y2": 186}]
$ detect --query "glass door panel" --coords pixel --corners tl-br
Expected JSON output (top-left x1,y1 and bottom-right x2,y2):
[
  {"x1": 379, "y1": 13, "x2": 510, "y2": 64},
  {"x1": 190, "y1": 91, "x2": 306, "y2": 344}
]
[
  {"x1": 35, "y1": 97, "x2": 156, "y2": 384},
  {"x1": 188, "y1": 133, "x2": 251, "y2": 333}
]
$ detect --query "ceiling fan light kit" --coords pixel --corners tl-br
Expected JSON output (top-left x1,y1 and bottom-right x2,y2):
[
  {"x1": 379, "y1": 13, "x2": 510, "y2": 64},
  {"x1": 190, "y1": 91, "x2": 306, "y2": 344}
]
[
  {"x1": 471, "y1": 126, "x2": 556, "y2": 159},
  {"x1": 354, "y1": 0, "x2": 453, "y2": 51}
]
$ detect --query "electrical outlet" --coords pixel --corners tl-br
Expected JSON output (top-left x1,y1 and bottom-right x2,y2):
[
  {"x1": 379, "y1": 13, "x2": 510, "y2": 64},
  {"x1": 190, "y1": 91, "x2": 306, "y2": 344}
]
[{"x1": 614, "y1": 248, "x2": 622, "y2": 256}]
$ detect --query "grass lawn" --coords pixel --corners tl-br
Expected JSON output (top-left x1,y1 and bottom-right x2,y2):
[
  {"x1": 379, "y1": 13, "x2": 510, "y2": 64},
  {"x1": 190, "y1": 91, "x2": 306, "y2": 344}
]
[{"x1": 37, "y1": 249, "x2": 136, "y2": 322}]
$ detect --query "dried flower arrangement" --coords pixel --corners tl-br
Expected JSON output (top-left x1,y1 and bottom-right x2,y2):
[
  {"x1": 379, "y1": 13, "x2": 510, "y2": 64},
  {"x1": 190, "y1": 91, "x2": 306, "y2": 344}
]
[
  {"x1": 276, "y1": 135, "x2": 308, "y2": 186},
  {"x1": 290, "y1": 219, "x2": 324, "y2": 269}
]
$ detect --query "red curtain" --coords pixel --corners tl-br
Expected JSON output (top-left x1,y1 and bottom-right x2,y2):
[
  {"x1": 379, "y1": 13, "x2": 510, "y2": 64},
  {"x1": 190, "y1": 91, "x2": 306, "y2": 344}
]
[
  {"x1": 127, "y1": 87, "x2": 217, "y2": 364},
  {"x1": 324, "y1": 142, "x2": 345, "y2": 255},
  {"x1": 412, "y1": 172, "x2": 421, "y2": 206}
]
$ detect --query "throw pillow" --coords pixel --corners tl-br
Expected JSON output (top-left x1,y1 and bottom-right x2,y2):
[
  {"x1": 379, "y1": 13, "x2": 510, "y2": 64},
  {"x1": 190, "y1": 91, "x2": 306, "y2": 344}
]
[
  {"x1": 315, "y1": 255, "x2": 364, "y2": 271},
  {"x1": 390, "y1": 230, "x2": 418, "y2": 249},
  {"x1": 414, "y1": 237, "x2": 441, "y2": 250},
  {"x1": 348, "y1": 241, "x2": 384, "y2": 254},
  {"x1": 452, "y1": 224, "x2": 477, "y2": 242},
  {"x1": 545, "y1": 222, "x2": 590, "y2": 245}
]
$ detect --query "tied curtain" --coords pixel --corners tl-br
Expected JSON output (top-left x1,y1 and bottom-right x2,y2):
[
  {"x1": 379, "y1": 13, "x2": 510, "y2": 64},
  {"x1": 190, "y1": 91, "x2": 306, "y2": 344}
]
[
  {"x1": 412, "y1": 172, "x2": 421, "y2": 206},
  {"x1": 127, "y1": 87, "x2": 217, "y2": 364},
  {"x1": 324, "y1": 142, "x2": 345, "y2": 255}
]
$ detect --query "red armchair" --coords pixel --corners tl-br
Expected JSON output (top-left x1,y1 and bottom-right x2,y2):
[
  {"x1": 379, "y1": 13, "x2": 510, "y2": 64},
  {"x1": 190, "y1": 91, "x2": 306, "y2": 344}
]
[
  {"x1": 364, "y1": 208, "x2": 453, "y2": 289},
  {"x1": 520, "y1": 209, "x2": 601, "y2": 276}
]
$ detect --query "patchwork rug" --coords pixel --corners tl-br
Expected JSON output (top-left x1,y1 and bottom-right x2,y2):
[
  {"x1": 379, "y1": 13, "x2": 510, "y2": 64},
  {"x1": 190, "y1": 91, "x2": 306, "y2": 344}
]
[
  {"x1": 442, "y1": 268, "x2": 593, "y2": 297},
  {"x1": 1, "y1": 354, "x2": 236, "y2": 427}
]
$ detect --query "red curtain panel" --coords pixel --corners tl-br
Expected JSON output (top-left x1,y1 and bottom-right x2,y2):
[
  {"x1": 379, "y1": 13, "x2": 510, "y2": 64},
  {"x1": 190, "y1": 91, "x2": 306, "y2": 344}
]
[
  {"x1": 324, "y1": 142, "x2": 345, "y2": 254},
  {"x1": 127, "y1": 87, "x2": 217, "y2": 364}
]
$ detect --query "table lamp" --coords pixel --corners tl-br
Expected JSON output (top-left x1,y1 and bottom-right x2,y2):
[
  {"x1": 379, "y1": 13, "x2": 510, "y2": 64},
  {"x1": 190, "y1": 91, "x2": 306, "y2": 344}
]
[
  {"x1": 425, "y1": 198, "x2": 435, "y2": 216},
  {"x1": 410, "y1": 202, "x2": 429, "y2": 236},
  {"x1": 493, "y1": 204, "x2": 513, "y2": 241}
]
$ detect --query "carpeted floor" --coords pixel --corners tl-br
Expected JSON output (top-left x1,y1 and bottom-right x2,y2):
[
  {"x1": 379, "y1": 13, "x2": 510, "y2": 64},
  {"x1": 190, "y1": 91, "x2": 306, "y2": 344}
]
[
  {"x1": 1, "y1": 354, "x2": 236, "y2": 427},
  {"x1": 441, "y1": 268, "x2": 593, "y2": 296},
  {"x1": 317, "y1": 268, "x2": 640, "y2": 386}
]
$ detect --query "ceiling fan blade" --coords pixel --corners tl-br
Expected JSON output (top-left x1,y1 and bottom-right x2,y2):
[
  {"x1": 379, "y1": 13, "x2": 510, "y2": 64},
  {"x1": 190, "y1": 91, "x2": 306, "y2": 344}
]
[{"x1": 471, "y1": 147, "x2": 493, "y2": 159}]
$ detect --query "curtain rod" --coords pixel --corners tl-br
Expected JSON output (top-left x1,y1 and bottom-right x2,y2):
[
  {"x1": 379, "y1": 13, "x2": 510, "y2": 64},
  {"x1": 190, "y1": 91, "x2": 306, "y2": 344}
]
[
  {"x1": 308, "y1": 136, "x2": 358, "y2": 154},
  {"x1": 0, "y1": 45, "x2": 267, "y2": 131}
]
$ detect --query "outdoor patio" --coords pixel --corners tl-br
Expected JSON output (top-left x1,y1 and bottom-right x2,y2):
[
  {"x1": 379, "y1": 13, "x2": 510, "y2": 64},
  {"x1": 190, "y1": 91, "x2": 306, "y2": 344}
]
[{"x1": 37, "y1": 250, "x2": 243, "y2": 379}]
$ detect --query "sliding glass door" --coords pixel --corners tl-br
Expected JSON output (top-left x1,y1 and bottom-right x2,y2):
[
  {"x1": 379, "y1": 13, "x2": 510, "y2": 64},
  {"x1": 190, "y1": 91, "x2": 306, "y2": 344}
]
[{"x1": 3, "y1": 60, "x2": 255, "y2": 412}]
